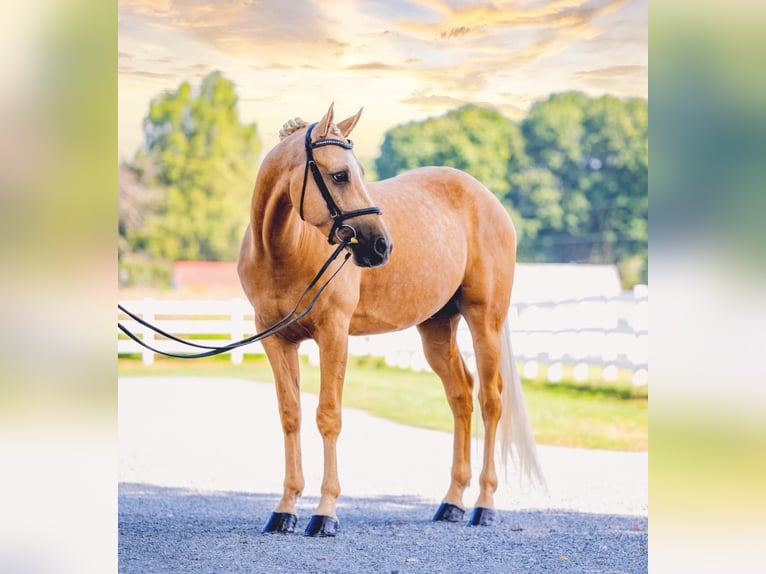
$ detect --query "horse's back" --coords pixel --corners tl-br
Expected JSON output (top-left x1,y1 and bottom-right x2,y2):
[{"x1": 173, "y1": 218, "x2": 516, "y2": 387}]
[
  {"x1": 350, "y1": 167, "x2": 515, "y2": 334},
  {"x1": 370, "y1": 166, "x2": 515, "y2": 262}
]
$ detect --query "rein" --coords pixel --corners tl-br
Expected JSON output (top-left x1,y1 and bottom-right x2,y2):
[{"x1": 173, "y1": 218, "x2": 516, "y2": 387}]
[
  {"x1": 117, "y1": 238, "x2": 352, "y2": 359},
  {"x1": 299, "y1": 122, "x2": 382, "y2": 244},
  {"x1": 118, "y1": 122, "x2": 381, "y2": 359}
]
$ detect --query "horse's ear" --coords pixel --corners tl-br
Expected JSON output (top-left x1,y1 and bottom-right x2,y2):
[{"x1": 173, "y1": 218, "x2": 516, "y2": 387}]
[
  {"x1": 337, "y1": 107, "x2": 363, "y2": 138},
  {"x1": 317, "y1": 102, "x2": 335, "y2": 138}
]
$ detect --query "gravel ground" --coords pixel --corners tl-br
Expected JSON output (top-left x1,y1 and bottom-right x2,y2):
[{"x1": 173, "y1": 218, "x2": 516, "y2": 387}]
[{"x1": 119, "y1": 377, "x2": 648, "y2": 573}]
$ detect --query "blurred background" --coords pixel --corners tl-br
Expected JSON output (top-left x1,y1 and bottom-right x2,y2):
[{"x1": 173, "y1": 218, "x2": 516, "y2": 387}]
[{"x1": 1, "y1": 0, "x2": 765, "y2": 573}]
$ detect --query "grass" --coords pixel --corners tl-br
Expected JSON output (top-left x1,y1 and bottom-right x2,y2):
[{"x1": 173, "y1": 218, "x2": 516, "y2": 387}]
[{"x1": 118, "y1": 355, "x2": 647, "y2": 451}]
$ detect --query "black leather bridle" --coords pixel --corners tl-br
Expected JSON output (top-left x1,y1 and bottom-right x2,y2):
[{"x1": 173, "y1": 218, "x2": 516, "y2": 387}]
[{"x1": 299, "y1": 122, "x2": 382, "y2": 244}]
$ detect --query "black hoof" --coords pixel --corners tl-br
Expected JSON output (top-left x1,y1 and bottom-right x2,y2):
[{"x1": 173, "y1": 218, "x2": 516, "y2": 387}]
[
  {"x1": 468, "y1": 507, "x2": 496, "y2": 526},
  {"x1": 304, "y1": 515, "x2": 339, "y2": 537},
  {"x1": 432, "y1": 502, "x2": 465, "y2": 522},
  {"x1": 262, "y1": 512, "x2": 298, "y2": 534}
]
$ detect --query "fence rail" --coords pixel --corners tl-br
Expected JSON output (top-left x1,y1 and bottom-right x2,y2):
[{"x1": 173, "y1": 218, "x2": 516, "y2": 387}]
[{"x1": 118, "y1": 289, "x2": 648, "y2": 386}]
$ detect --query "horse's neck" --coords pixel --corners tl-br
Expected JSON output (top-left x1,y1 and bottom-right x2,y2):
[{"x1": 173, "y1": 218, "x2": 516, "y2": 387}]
[
  {"x1": 250, "y1": 166, "x2": 305, "y2": 262},
  {"x1": 252, "y1": 195, "x2": 298, "y2": 257}
]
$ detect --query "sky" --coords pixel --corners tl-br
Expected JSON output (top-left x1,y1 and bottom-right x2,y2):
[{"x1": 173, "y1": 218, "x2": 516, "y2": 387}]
[{"x1": 118, "y1": 0, "x2": 647, "y2": 161}]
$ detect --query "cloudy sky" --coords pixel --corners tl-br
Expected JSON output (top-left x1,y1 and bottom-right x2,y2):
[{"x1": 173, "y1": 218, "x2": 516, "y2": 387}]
[{"x1": 118, "y1": 0, "x2": 647, "y2": 160}]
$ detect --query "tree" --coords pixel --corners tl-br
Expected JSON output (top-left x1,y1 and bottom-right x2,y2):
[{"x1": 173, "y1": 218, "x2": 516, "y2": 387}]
[
  {"x1": 374, "y1": 94, "x2": 648, "y2": 287},
  {"x1": 515, "y1": 93, "x2": 648, "y2": 283},
  {"x1": 376, "y1": 105, "x2": 527, "y2": 202},
  {"x1": 119, "y1": 72, "x2": 261, "y2": 285},
  {"x1": 118, "y1": 161, "x2": 167, "y2": 285}
]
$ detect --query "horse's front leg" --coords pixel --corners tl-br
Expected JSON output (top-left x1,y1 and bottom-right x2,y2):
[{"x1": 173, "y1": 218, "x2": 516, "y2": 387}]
[
  {"x1": 260, "y1": 336, "x2": 304, "y2": 534},
  {"x1": 304, "y1": 325, "x2": 350, "y2": 537}
]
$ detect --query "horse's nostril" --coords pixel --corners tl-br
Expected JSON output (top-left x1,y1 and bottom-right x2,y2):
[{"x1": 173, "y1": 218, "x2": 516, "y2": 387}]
[{"x1": 374, "y1": 236, "x2": 389, "y2": 257}]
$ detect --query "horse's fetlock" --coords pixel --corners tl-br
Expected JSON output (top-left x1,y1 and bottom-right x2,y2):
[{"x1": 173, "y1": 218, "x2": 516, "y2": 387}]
[
  {"x1": 321, "y1": 480, "x2": 341, "y2": 499},
  {"x1": 479, "y1": 471, "x2": 499, "y2": 494},
  {"x1": 453, "y1": 468, "x2": 472, "y2": 489}
]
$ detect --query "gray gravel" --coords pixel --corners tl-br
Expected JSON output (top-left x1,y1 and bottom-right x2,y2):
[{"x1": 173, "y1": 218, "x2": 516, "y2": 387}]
[
  {"x1": 119, "y1": 484, "x2": 647, "y2": 573},
  {"x1": 119, "y1": 377, "x2": 648, "y2": 573}
]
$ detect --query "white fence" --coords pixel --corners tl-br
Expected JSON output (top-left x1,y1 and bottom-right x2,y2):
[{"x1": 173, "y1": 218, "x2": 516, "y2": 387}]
[{"x1": 118, "y1": 288, "x2": 648, "y2": 385}]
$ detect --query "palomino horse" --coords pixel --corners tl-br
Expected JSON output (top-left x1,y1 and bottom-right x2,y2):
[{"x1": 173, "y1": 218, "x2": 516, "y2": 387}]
[{"x1": 237, "y1": 103, "x2": 543, "y2": 537}]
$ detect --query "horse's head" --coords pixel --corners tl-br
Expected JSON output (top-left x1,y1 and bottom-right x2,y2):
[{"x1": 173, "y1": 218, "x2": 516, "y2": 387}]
[{"x1": 286, "y1": 103, "x2": 392, "y2": 268}]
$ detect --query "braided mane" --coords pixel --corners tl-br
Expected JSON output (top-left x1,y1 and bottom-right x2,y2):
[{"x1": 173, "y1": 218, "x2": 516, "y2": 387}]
[{"x1": 279, "y1": 117, "x2": 309, "y2": 141}]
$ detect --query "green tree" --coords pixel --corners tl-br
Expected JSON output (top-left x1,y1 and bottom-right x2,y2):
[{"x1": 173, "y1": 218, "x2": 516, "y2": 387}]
[
  {"x1": 515, "y1": 93, "x2": 648, "y2": 284},
  {"x1": 374, "y1": 94, "x2": 648, "y2": 287},
  {"x1": 376, "y1": 105, "x2": 527, "y2": 202},
  {"x1": 120, "y1": 72, "x2": 260, "y2": 285}
]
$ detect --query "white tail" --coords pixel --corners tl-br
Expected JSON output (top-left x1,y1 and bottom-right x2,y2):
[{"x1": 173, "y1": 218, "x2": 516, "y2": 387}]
[{"x1": 499, "y1": 315, "x2": 546, "y2": 487}]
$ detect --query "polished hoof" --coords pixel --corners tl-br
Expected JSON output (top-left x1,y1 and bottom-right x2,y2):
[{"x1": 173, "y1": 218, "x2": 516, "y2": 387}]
[
  {"x1": 468, "y1": 507, "x2": 496, "y2": 526},
  {"x1": 432, "y1": 502, "x2": 465, "y2": 522},
  {"x1": 262, "y1": 512, "x2": 298, "y2": 534},
  {"x1": 304, "y1": 515, "x2": 340, "y2": 537}
]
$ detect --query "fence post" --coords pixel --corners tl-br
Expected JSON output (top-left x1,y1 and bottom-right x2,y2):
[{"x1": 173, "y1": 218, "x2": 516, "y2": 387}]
[
  {"x1": 230, "y1": 298, "x2": 244, "y2": 365},
  {"x1": 141, "y1": 298, "x2": 155, "y2": 366}
]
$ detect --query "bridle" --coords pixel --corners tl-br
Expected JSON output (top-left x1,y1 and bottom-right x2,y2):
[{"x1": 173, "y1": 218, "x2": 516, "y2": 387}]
[{"x1": 299, "y1": 122, "x2": 382, "y2": 244}]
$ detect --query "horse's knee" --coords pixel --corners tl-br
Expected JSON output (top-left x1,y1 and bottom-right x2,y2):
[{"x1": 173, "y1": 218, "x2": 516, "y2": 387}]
[
  {"x1": 316, "y1": 408, "x2": 341, "y2": 438},
  {"x1": 279, "y1": 409, "x2": 301, "y2": 435}
]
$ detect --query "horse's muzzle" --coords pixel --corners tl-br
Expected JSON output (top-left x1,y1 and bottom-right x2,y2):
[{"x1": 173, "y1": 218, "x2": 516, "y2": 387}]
[{"x1": 350, "y1": 234, "x2": 392, "y2": 268}]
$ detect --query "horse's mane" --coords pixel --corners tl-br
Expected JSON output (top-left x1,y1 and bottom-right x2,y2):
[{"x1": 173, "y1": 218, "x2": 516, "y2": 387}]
[{"x1": 279, "y1": 117, "x2": 309, "y2": 141}]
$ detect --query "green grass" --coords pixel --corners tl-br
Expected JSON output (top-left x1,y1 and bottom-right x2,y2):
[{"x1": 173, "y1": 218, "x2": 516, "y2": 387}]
[{"x1": 118, "y1": 355, "x2": 647, "y2": 451}]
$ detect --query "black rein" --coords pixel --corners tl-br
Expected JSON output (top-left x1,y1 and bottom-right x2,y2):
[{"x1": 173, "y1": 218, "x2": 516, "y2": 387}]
[
  {"x1": 118, "y1": 121, "x2": 382, "y2": 359},
  {"x1": 117, "y1": 238, "x2": 352, "y2": 359}
]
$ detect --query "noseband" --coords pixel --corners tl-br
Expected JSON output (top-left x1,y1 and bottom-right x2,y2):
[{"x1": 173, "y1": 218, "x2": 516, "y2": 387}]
[{"x1": 299, "y1": 122, "x2": 383, "y2": 244}]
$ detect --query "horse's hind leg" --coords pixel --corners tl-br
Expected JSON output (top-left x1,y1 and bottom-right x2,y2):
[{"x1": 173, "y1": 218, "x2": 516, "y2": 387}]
[{"x1": 417, "y1": 313, "x2": 475, "y2": 522}]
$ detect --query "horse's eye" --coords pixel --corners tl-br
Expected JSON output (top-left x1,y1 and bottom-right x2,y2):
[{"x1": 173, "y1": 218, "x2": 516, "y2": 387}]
[{"x1": 331, "y1": 171, "x2": 349, "y2": 184}]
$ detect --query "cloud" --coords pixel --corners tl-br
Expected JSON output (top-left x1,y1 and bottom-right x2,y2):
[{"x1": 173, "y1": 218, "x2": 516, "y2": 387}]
[
  {"x1": 250, "y1": 63, "x2": 322, "y2": 72},
  {"x1": 345, "y1": 61, "x2": 402, "y2": 71},
  {"x1": 119, "y1": 0, "x2": 344, "y2": 64},
  {"x1": 400, "y1": 93, "x2": 474, "y2": 108},
  {"x1": 399, "y1": 0, "x2": 628, "y2": 40},
  {"x1": 118, "y1": 0, "x2": 647, "y2": 158},
  {"x1": 570, "y1": 64, "x2": 647, "y2": 94},
  {"x1": 405, "y1": 33, "x2": 560, "y2": 96},
  {"x1": 572, "y1": 64, "x2": 647, "y2": 78},
  {"x1": 119, "y1": 0, "x2": 639, "y2": 101},
  {"x1": 383, "y1": 0, "x2": 633, "y2": 102},
  {"x1": 118, "y1": 65, "x2": 177, "y2": 80},
  {"x1": 440, "y1": 26, "x2": 478, "y2": 39},
  {"x1": 398, "y1": 91, "x2": 529, "y2": 121}
]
